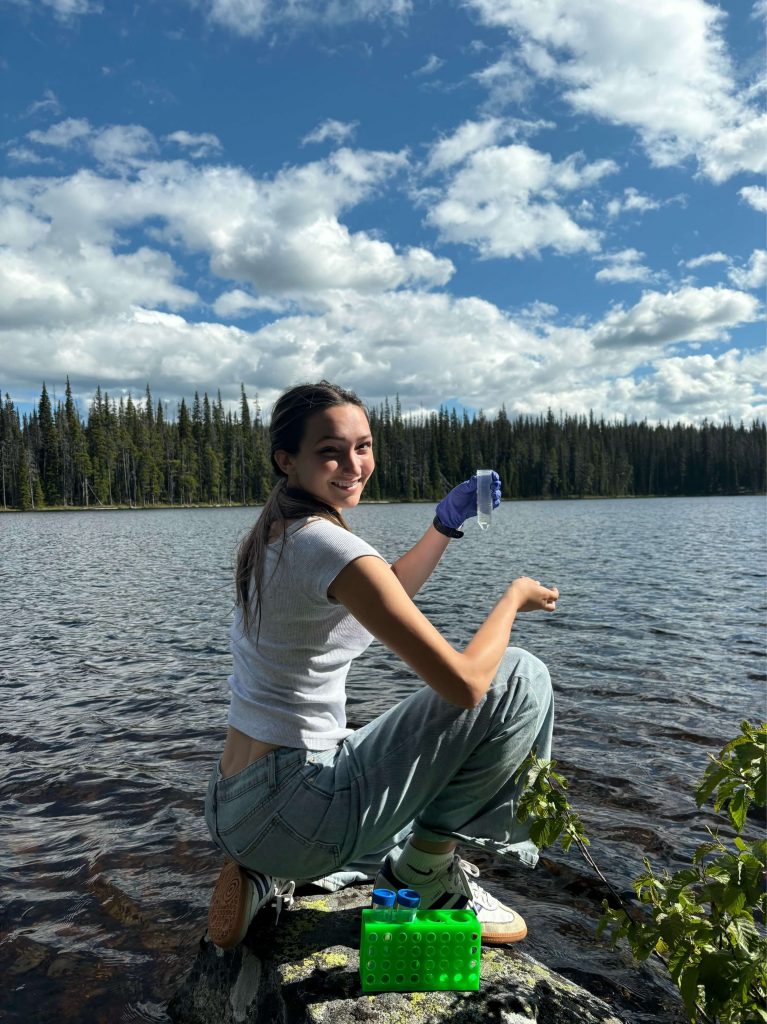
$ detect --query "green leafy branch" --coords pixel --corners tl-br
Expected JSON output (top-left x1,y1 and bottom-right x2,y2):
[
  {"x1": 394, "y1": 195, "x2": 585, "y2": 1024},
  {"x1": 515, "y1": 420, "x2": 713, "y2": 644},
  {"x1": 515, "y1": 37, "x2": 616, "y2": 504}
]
[{"x1": 516, "y1": 721, "x2": 767, "y2": 1024}]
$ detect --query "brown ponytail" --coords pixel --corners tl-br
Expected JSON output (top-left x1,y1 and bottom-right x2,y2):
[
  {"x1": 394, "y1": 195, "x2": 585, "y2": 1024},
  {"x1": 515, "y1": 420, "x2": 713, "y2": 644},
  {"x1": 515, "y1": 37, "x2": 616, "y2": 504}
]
[{"x1": 235, "y1": 381, "x2": 366, "y2": 638}]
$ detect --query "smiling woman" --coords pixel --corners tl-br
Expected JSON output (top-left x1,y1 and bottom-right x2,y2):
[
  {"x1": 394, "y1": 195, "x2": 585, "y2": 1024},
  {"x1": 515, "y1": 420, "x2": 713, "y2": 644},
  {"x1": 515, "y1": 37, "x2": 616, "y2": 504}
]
[{"x1": 204, "y1": 378, "x2": 560, "y2": 951}]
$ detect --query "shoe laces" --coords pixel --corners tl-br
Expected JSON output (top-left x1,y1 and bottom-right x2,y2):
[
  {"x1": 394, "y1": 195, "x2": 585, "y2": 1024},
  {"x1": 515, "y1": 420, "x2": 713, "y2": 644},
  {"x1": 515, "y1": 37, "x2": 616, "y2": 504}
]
[{"x1": 448, "y1": 857, "x2": 503, "y2": 913}]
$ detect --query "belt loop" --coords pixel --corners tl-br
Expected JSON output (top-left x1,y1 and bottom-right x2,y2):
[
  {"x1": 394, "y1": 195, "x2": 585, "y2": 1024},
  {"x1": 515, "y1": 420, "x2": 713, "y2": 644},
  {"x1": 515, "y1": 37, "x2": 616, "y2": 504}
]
[{"x1": 267, "y1": 750, "x2": 276, "y2": 791}]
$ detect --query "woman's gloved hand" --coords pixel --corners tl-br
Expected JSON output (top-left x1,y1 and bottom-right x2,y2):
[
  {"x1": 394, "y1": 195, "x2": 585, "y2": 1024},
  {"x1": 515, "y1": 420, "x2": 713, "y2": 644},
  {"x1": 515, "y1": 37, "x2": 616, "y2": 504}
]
[{"x1": 435, "y1": 471, "x2": 502, "y2": 529}]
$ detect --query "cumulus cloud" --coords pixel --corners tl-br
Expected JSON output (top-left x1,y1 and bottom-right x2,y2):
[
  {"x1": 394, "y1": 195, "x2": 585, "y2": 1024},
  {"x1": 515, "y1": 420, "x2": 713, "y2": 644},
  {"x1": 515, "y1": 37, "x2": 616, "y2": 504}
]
[
  {"x1": 606, "y1": 187, "x2": 661, "y2": 219},
  {"x1": 301, "y1": 119, "x2": 359, "y2": 147},
  {"x1": 2, "y1": 264, "x2": 761, "y2": 422},
  {"x1": 623, "y1": 348, "x2": 767, "y2": 423},
  {"x1": 727, "y1": 250, "x2": 767, "y2": 291},
  {"x1": 594, "y1": 249, "x2": 655, "y2": 284},
  {"x1": 6, "y1": 146, "x2": 56, "y2": 166},
  {"x1": 202, "y1": 0, "x2": 411, "y2": 38},
  {"x1": 26, "y1": 119, "x2": 157, "y2": 168},
  {"x1": 472, "y1": 53, "x2": 533, "y2": 108},
  {"x1": 28, "y1": 118, "x2": 93, "y2": 148},
  {"x1": 424, "y1": 117, "x2": 552, "y2": 172},
  {"x1": 0, "y1": 308, "x2": 255, "y2": 397},
  {"x1": 212, "y1": 289, "x2": 293, "y2": 317},
  {"x1": 592, "y1": 286, "x2": 759, "y2": 350},
  {"x1": 0, "y1": 141, "x2": 452, "y2": 344},
  {"x1": 739, "y1": 185, "x2": 767, "y2": 212},
  {"x1": 467, "y1": 0, "x2": 766, "y2": 182},
  {"x1": 426, "y1": 141, "x2": 617, "y2": 258}
]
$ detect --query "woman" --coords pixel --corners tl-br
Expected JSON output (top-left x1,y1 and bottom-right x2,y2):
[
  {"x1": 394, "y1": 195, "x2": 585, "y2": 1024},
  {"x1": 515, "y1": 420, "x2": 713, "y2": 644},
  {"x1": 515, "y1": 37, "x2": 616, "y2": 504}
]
[{"x1": 205, "y1": 380, "x2": 558, "y2": 950}]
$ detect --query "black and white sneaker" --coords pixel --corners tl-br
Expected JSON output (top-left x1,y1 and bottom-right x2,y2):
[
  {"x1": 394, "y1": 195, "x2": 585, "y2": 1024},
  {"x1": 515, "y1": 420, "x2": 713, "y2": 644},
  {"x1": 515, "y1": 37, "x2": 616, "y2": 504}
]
[
  {"x1": 208, "y1": 860, "x2": 295, "y2": 950},
  {"x1": 374, "y1": 854, "x2": 527, "y2": 945}
]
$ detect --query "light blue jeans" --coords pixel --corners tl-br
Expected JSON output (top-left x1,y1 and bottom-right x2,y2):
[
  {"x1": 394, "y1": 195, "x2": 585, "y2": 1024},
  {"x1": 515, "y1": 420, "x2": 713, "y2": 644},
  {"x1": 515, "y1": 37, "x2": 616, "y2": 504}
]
[{"x1": 204, "y1": 647, "x2": 554, "y2": 885}]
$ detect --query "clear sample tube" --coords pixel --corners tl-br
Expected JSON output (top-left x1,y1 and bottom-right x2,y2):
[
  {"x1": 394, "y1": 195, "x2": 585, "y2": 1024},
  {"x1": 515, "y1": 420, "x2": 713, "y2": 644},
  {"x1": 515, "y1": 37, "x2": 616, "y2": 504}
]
[
  {"x1": 476, "y1": 469, "x2": 492, "y2": 531},
  {"x1": 370, "y1": 888, "x2": 396, "y2": 921},
  {"x1": 395, "y1": 888, "x2": 421, "y2": 922}
]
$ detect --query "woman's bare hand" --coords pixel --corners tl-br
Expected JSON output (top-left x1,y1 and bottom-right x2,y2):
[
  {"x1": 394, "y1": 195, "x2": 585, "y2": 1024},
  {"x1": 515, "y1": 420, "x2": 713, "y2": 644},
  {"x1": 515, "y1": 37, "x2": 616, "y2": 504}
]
[{"x1": 508, "y1": 576, "x2": 559, "y2": 613}]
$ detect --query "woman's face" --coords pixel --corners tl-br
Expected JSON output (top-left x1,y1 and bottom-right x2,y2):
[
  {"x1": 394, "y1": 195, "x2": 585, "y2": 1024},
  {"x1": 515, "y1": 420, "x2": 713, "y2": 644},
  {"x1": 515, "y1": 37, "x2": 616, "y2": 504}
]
[{"x1": 275, "y1": 403, "x2": 375, "y2": 511}]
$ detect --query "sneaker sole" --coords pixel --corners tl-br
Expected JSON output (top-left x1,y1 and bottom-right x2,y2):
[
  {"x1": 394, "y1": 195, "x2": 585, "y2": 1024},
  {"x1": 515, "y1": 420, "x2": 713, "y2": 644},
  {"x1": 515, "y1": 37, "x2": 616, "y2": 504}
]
[
  {"x1": 480, "y1": 920, "x2": 528, "y2": 945},
  {"x1": 208, "y1": 860, "x2": 255, "y2": 950}
]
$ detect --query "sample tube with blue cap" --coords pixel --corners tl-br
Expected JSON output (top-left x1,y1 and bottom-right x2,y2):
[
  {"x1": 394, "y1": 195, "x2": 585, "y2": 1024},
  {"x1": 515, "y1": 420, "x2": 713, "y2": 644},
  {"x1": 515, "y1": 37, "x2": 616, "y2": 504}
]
[
  {"x1": 370, "y1": 888, "x2": 396, "y2": 921},
  {"x1": 395, "y1": 888, "x2": 421, "y2": 922},
  {"x1": 476, "y1": 469, "x2": 493, "y2": 530}
]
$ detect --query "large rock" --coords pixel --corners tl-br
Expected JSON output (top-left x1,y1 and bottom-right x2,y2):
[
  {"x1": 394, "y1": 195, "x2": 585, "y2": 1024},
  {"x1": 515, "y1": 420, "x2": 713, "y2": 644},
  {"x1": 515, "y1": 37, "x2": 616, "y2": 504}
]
[{"x1": 168, "y1": 884, "x2": 625, "y2": 1024}]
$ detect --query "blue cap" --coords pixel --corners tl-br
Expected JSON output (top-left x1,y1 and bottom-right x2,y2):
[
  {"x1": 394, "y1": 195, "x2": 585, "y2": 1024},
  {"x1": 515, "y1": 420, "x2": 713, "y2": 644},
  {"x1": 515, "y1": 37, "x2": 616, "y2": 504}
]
[
  {"x1": 371, "y1": 888, "x2": 396, "y2": 908},
  {"x1": 396, "y1": 888, "x2": 421, "y2": 908}
]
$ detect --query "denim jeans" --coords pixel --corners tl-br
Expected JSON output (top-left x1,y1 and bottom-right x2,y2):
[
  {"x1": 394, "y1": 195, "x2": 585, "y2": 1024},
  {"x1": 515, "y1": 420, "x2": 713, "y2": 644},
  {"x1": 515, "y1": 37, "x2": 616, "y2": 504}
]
[{"x1": 204, "y1": 646, "x2": 554, "y2": 884}]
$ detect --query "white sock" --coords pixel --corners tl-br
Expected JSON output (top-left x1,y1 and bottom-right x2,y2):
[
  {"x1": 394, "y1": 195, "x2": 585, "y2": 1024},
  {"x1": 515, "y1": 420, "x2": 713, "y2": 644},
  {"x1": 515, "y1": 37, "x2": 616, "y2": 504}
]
[{"x1": 393, "y1": 836, "x2": 455, "y2": 882}]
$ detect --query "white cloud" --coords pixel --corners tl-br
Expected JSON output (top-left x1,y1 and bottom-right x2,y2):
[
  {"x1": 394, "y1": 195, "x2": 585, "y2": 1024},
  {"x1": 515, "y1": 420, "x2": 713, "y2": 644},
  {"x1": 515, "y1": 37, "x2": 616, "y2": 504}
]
[
  {"x1": 165, "y1": 130, "x2": 222, "y2": 158},
  {"x1": 2, "y1": 268, "x2": 761, "y2": 422},
  {"x1": 684, "y1": 252, "x2": 729, "y2": 269},
  {"x1": 595, "y1": 249, "x2": 655, "y2": 284},
  {"x1": 427, "y1": 118, "x2": 508, "y2": 172},
  {"x1": 739, "y1": 185, "x2": 767, "y2": 212},
  {"x1": 25, "y1": 0, "x2": 99, "y2": 17},
  {"x1": 468, "y1": 0, "x2": 767, "y2": 182},
  {"x1": 606, "y1": 187, "x2": 661, "y2": 219},
  {"x1": 426, "y1": 142, "x2": 617, "y2": 258},
  {"x1": 6, "y1": 146, "x2": 56, "y2": 166},
  {"x1": 472, "y1": 54, "x2": 533, "y2": 108},
  {"x1": 28, "y1": 118, "x2": 93, "y2": 148},
  {"x1": 0, "y1": 243, "x2": 198, "y2": 330},
  {"x1": 624, "y1": 348, "x2": 767, "y2": 423},
  {"x1": 0, "y1": 143, "x2": 452, "y2": 344},
  {"x1": 26, "y1": 119, "x2": 157, "y2": 168},
  {"x1": 202, "y1": 0, "x2": 411, "y2": 38},
  {"x1": 728, "y1": 250, "x2": 767, "y2": 291},
  {"x1": 89, "y1": 125, "x2": 157, "y2": 168},
  {"x1": 592, "y1": 286, "x2": 759, "y2": 350},
  {"x1": 0, "y1": 308, "x2": 254, "y2": 396},
  {"x1": 413, "y1": 55, "x2": 444, "y2": 77},
  {"x1": 301, "y1": 119, "x2": 359, "y2": 147},
  {"x1": 24, "y1": 90, "x2": 62, "y2": 118},
  {"x1": 424, "y1": 117, "x2": 555, "y2": 173},
  {"x1": 212, "y1": 289, "x2": 293, "y2": 317}
]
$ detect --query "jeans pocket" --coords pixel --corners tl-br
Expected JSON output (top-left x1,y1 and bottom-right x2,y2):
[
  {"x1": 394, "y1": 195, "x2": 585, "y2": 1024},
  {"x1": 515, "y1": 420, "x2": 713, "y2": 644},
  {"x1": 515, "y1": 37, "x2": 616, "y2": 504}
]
[
  {"x1": 231, "y1": 765, "x2": 349, "y2": 877},
  {"x1": 236, "y1": 812, "x2": 342, "y2": 878}
]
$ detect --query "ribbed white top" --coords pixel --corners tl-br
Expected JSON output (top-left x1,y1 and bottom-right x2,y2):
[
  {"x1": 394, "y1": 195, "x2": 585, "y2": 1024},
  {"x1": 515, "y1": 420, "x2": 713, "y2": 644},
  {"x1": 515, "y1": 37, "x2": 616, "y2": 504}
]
[{"x1": 227, "y1": 517, "x2": 386, "y2": 750}]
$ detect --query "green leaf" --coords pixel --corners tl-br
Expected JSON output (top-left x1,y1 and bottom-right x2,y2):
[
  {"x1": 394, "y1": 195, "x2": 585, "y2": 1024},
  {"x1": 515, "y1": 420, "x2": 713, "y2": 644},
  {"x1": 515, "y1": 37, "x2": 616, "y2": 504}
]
[
  {"x1": 728, "y1": 787, "x2": 749, "y2": 832},
  {"x1": 678, "y1": 964, "x2": 700, "y2": 1021}
]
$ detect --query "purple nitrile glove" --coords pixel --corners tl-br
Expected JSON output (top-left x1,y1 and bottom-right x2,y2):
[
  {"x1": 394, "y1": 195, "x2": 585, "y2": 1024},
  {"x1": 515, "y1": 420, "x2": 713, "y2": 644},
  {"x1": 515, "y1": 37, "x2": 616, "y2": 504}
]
[{"x1": 435, "y1": 471, "x2": 502, "y2": 529}]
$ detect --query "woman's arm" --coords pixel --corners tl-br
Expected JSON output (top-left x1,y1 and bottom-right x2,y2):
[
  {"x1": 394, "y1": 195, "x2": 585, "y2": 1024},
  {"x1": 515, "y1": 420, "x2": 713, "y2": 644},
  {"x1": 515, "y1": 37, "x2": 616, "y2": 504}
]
[
  {"x1": 329, "y1": 555, "x2": 558, "y2": 709},
  {"x1": 390, "y1": 524, "x2": 451, "y2": 598},
  {"x1": 389, "y1": 472, "x2": 501, "y2": 597}
]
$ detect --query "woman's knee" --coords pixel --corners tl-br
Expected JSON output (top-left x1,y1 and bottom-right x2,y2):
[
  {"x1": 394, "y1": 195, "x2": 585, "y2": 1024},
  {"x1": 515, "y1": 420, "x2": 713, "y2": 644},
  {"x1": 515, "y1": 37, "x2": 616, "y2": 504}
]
[{"x1": 497, "y1": 646, "x2": 550, "y2": 691}]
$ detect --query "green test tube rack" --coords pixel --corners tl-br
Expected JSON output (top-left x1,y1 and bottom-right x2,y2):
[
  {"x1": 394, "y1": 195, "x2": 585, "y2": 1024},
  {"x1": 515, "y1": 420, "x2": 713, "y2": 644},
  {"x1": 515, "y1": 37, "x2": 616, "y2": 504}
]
[{"x1": 359, "y1": 908, "x2": 482, "y2": 993}]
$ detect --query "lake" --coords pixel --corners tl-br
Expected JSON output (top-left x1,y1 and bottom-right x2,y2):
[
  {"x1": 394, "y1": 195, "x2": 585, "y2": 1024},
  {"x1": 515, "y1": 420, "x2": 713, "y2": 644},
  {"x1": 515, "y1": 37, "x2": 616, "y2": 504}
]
[{"x1": 1, "y1": 496, "x2": 765, "y2": 1023}]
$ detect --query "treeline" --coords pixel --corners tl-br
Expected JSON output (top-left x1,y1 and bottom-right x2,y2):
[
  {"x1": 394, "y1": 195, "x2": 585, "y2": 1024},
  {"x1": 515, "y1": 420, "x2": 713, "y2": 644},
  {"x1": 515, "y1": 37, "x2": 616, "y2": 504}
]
[{"x1": 1, "y1": 380, "x2": 765, "y2": 510}]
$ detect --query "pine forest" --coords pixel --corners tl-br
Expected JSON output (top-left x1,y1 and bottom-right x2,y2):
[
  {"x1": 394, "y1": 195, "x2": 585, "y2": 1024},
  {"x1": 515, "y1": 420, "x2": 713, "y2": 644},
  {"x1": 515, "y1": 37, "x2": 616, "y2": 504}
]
[{"x1": 1, "y1": 380, "x2": 765, "y2": 511}]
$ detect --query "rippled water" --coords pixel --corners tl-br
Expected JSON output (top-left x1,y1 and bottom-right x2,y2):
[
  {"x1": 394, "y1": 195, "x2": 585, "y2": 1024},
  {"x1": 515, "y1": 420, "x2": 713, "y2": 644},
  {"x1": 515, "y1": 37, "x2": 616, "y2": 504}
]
[{"x1": 2, "y1": 497, "x2": 765, "y2": 1023}]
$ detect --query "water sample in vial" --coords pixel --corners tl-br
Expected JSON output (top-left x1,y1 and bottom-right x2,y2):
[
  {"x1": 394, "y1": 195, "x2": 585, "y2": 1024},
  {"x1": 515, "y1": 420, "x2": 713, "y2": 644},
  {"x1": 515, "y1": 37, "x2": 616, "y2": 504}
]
[{"x1": 476, "y1": 469, "x2": 492, "y2": 531}]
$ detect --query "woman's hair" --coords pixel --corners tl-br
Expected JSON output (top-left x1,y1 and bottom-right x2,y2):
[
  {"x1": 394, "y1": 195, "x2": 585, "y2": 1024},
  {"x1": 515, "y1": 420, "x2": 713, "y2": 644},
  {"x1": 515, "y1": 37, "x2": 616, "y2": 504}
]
[{"x1": 235, "y1": 380, "x2": 368, "y2": 637}]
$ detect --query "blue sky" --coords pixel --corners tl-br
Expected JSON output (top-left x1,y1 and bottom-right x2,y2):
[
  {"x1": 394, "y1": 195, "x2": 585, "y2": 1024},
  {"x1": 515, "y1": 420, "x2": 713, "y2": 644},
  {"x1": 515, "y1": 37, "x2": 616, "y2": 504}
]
[{"x1": 1, "y1": 0, "x2": 765, "y2": 423}]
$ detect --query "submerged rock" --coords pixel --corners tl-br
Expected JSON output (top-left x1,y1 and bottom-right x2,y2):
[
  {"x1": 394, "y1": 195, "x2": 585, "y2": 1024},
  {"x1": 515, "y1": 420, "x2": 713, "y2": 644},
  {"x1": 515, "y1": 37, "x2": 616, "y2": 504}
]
[{"x1": 168, "y1": 884, "x2": 625, "y2": 1024}]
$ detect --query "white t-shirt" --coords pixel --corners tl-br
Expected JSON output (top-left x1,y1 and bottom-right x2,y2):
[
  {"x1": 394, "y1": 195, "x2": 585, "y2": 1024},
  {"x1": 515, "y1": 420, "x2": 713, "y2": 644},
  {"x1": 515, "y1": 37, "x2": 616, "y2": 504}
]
[{"x1": 227, "y1": 517, "x2": 387, "y2": 750}]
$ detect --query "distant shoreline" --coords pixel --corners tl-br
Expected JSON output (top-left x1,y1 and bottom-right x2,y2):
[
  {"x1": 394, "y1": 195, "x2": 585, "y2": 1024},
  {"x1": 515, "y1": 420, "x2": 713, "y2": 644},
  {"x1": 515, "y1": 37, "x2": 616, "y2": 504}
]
[{"x1": 2, "y1": 492, "x2": 764, "y2": 513}]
